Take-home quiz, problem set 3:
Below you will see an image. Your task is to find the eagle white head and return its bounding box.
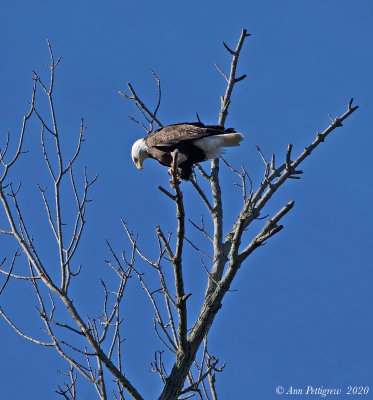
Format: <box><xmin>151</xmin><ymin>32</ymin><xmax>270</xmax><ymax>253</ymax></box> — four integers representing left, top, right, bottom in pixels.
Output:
<box><xmin>131</xmin><ymin>138</ymin><xmax>149</xmax><ymax>169</ymax></box>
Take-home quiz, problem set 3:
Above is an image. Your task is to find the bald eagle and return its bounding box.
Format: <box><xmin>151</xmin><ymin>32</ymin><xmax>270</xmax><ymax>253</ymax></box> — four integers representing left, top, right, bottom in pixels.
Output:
<box><xmin>131</xmin><ymin>122</ymin><xmax>243</xmax><ymax>181</ymax></box>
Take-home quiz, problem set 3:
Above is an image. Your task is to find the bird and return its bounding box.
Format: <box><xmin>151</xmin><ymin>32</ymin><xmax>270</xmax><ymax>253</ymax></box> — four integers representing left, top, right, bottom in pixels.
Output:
<box><xmin>131</xmin><ymin>122</ymin><xmax>243</xmax><ymax>183</ymax></box>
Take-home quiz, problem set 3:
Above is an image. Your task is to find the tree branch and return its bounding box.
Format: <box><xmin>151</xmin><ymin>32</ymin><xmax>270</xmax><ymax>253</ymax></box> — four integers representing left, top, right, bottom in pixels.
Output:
<box><xmin>206</xmin><ymin>28</ymin><xmax>250</xmax><ymax>298</ymax></box>
<box><xmin>170</xmin><ymin>151</ymin><xmax>188</xmax><ymax>352</ymax></box>
<box><xmin>119</xmin><ymin>77</ymin><xmax>163</xmax><ymax>131</ymax></box>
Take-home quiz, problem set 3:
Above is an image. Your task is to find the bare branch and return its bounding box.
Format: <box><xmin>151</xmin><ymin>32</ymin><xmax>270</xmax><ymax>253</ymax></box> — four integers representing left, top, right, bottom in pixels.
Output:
<box><xmin>181</xmin><ymin>338</ymin><xmax>225</xmax><ymax>396</ymax></box>
<box><xmin>0</xmin><ymin>250</ymin><xmax>20</xmax><ymax>295</ymax></box>
<box><xmin>119</xmin><ymin>79</ymin><xmax>163</xmax><ymax>130</ymax></box>
<box><xmin>195</xmin><ymin>164</ymin><xmax>211</xmax><ymax>181</ymax></box>
<box><xmin>220</xmin><ymin>157</ymin><xmax>253</xmax><ymax>202</ymax></box>
<box><xmin>121</xmin><ymin>219</ymin><xmax>158</xmax><ymax>268</ymax></box>
<box><xmin>128</xmin><ymin>115</ymin><xmax>149</xmax><ymax>132</ymax></box>
<box><xmin>170</xmin><ymin>151</ymin><xmax>188</xmax><ymax>351</ymax></box>
<box><xmin>0</xmin><ymin>132</ymin><xmax>11</xmax><ymax>166</ymax></box>
<box><xmin>56</xmin><ymin>367</ymin><xmax>77</xmax><ymax>400</ymax></box>
<box><xmin>66</xmin><ymin>119</ymin><xmax>86</xmax><ymax>172</ymax></box>
<box><xmin>0</xmin><ymin>77</ymin><xmax>36</xmax><ymax>184</ymax></box>
<box><xmin>0</xmin><ymin>306</ymin><xmax>54</xmax><ymax>346</ymax></box>
<box><xmin>188</xmin><ymin>216</ymin><xmax>213</xmax><ymax>242</ymax></box>
<box><xmin>151</xmin><ymin>70</ymin><xmax>162</xmax><ymax>132</ymax></box>
<box><xmin>205</xmin><ymin>29</ymin><xmax>251</xmax><ymax>299</ymax></box>
<box><xmin>40</xmin><ymin>125</ymin><xmax>57</xmax><ymax>181</ymax></box>
<box><xmin>190</xmin><ymin>179</ymin><xmax>213</xmax><ymax>214</ymax></box>
<box><xmin>239</xmin><ymin>200</ymin><xmax>295</xmax><ymax>261</ymax></box>
<box><xmin>225</xmin><ymin>99</ymin><xmax>359</xmax><ymax>252</ymax></box>
<box><xmin>218</xmin><ymin>29</ymin><xmax>251</xmax><ymax>126</ymax></box>
<box><xmin>0</xmin><ymin>229</ymin><xmax>13</xmax><ymax>235</ymax></box>
<box><xmin>132</xmin><ymin>266</ymin><xmax>177</xmax><ymax>352</ymax></box>
<box><xmin>0</xmin><ymin>269</ymin><xmax>41</xmax><ymax>280</ymax></box>
<box><xmin>38</xmin><ymin>185</ymin><xmax>58</xmax><ymax>240</ymax></box>
<box><xmin>255</xmin><ymin>144</ymin><xmax>270</xmax><ymax>167</ymax></box>
<box><xmin>214</xmin><ymin>62</ymin><xmax>229</xmax><ymax>82</ymax></box>
<box><xmin>185</xmin><ymin>237</ymin><xmax>213</xmax><ymax>260</ymax></box>
<box><xmin>156</xmin><ymin>225</ymin><xmax>175</xmax><ymax>260</ymax></box>
<box><xmin>151</xmin><ymin>351</ymin><xmax>168</xmax><ymax>383</ymax></box>
<box><xmin>158</xmin><ymin>185</ymin><xmax>176</xmax><ymax>201</ymax></box>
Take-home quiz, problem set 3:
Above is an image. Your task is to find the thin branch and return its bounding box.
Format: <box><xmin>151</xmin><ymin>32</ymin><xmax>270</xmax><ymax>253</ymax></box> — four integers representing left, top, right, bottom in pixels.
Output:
<box><xmin>214</xmin><ymin>62</ymin><xmax>228</xmax><ymax>82</ymax></box>
<box><xmin>0</xmin><ymin>269</ymin><xmax>41</xmax><ymax>280</ymax></box>
<box><xmin>220</xmin><ymin>157</ymin><xmax>253</xmax><ymax>202</ymax></box>
<box><xmin>255</xmin><ymin>144</ymin><xmax>270</xmax><ymax>168</ymax></box>
<box><xmin>0</xmin><ymin>307</ymin><xmax>54</xmax><ymax>346</ymax></box>
<box><xmin>38</xmin><ymin>185</ymin><xmax>58</xmax><ymax>240</ymax></box>
<box><xmin>119</xmin><ymin>80</ymin><xmax>163</xmax><ymax>129</ymax></box>
<box><xmin>40</xmin><ymin>124</ymin><xmax>57</xmax><ymax>181</ymax></box>
<box><xmin>0</xmin><ymin>132</ymin><xmax>11</xmax><ymax>166</ymax></box>
<box><xmin>218</xmin><ymin>29</ymin><xmax>251</xmax><ymax>126</ymax></box>
<box><xmin>238</xmin><ymin>200</ymin><xmax>295</xmax><ymax>261</ymax></box>
<box><xmin>132</xmin><ymin>265</ymin><xmax>177</xmax><ymax>352</ymax></box>
<box><xmin>128</xmin><ymin>115</ymin><xmax>149</xmax><ymax>132</ymax></box>
<box><xmin>0</xmin><ymin>250</ymin><xmax>20</xmax><ymax>295</ymax></box>
<box><xmin>121</xmin><ymin>219</ymin><xmax>158</xmax><ymax>267</ymax></box>
<box><xmin>188</xmin><ymin>216</ymin><xmax>213</xmax><ymax>242</ymax></box>
<box><xmin>0</xmin><ymin>77</ymin><xmax>37</xmax><ymax>183</ymax></box>
<box><xmin>0</xmin><ymin>229</ymin><xmax>14</xmax><ymax>236</ymax></box>
<box><xmin>150</xmin><ymin>70</ymin><xmax>162</xmax><ymax>132</ymax></box>
<box><xmin>156</xmin><ymin>225</ymin><xmax>175</xmax><ymax>260</ymax></box>
<box><xmin>63</xmin><ymin>119</ymin><xmax>86</xmax><ymax>174</ymax></box>
<box><xmin>190</xmin><ymin>179</ymin><xmax>213</xmax><ymax>214</ymax></box>
<box><xmin>185</xmin><ymin>237</ymin><xmax>213</xmax><ymax>260</ymax></box>
<box><xmin>56</xmin><ymin>367</ymin><xmax>77</xmax><ymax>400</ymax></box>
<box><xmin>195</xmin><ymin>164</ymin><xmax>211</xmax><ymax>181</ymax></box>
<box><xmin>158</xmin><ymin>185</ymin><xmax>176</xmax><ymax>201</ymax></box>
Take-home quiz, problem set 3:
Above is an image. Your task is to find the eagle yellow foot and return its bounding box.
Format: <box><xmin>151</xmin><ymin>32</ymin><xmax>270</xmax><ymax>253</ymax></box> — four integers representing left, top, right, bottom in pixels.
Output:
<box><xmin>169</xmin><ymin>176</ymin><xmax>181</xmax><ymax>188</ymax></box>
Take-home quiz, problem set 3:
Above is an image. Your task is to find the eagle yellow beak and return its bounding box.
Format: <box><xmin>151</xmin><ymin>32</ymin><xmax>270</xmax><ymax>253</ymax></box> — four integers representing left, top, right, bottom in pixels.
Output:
<box><xmin>135</xmin><ymin>160</ymin><xmax>143</xmax><ymax>169</ymax></box>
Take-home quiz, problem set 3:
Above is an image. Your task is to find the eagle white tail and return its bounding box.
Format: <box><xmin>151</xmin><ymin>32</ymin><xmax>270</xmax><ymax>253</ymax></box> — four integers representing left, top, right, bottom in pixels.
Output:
<box><xmin>194</xmin><ymin>133</ymin><xmax>243</xmax><ymax>159</ymax></box>
<box><xmin>219</xmin><ymin>133</ymin><xmax>243</xmax><ymax>147</ymax></box>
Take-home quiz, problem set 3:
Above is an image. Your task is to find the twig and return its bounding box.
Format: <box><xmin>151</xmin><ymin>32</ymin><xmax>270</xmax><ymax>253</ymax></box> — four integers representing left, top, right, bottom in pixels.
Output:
<box><xmin>0</xmin><ymin>307</ymin><xmax>54</xmax><ymax>346</ymax></box>
<box><xmin>185</xmin><ymin>237</ymin><xmax>213</xmax><ymax>260</ymax></box>
<box><xmin>190</xmin><ymin>179</ymin><xmax>213</xmax><ymax>214</ymax></box>
<box><xmin>188</xmin><ymin>216</ymin><xmax>213</xmax><ymax>242</ymax></box>
<box><xmin>218</xmin><ymin>29</ymin><xmax>251</xmax><ymax>126</ymax></box>
<box><xmin>0</xmin><ymin>250</ymin><xmax>20</xmax><ymax>295</ymax></box>
<box><xmin>150</xmin><ymin>70</ymin><xmax>162</xmax><ymax>132</ymax></box>
<box><xmin>195</xmin><ymin>164</ymin><xmax>211</xmax><ymax>181</ymax></box>
<box><xmin>119</xmin><ymin>79</ymin><xmax>163</xmax><ymax>129</ymax></box>
<box><xmin>132</xmin><ymin>266</ymin><xmax>177</xmax><ymax>352</ymax></box>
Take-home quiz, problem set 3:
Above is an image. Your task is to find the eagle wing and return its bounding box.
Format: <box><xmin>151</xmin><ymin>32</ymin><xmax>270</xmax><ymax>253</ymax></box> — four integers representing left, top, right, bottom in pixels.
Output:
<box><xmin>145</xmin><ymin>123</ymin><xmax>227</xmax><ymax>148</ymax></box>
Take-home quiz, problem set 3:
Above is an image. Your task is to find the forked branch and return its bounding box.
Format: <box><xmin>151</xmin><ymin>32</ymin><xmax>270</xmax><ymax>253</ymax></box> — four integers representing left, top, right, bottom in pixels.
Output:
<box><xmin>119</xmin><ymin>71</ymin><xmax>163</xmax><ymax>132</ymax></box>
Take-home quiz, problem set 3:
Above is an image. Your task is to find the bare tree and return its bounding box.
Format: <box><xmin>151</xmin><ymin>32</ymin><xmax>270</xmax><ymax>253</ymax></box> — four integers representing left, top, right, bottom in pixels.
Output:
<box><xmin>0</xmin><ymin>30</ymin><xmax>358</xmax><ymax>400</ymax></box>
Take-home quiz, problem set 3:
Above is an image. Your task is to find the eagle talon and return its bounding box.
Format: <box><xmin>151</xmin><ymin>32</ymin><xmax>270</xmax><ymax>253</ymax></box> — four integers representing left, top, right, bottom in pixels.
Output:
<box><xmin>169</xmin><ymin>176</ymin><xmax>181</xmax><ymax>188</ymax></box>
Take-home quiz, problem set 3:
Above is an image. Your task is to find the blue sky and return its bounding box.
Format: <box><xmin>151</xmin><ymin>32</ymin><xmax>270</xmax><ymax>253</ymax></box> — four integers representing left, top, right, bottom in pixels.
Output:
<box><xmin>0</xmin><ymin>1</ymin><xmax>372</xmax><ymax>399</ymax></box>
